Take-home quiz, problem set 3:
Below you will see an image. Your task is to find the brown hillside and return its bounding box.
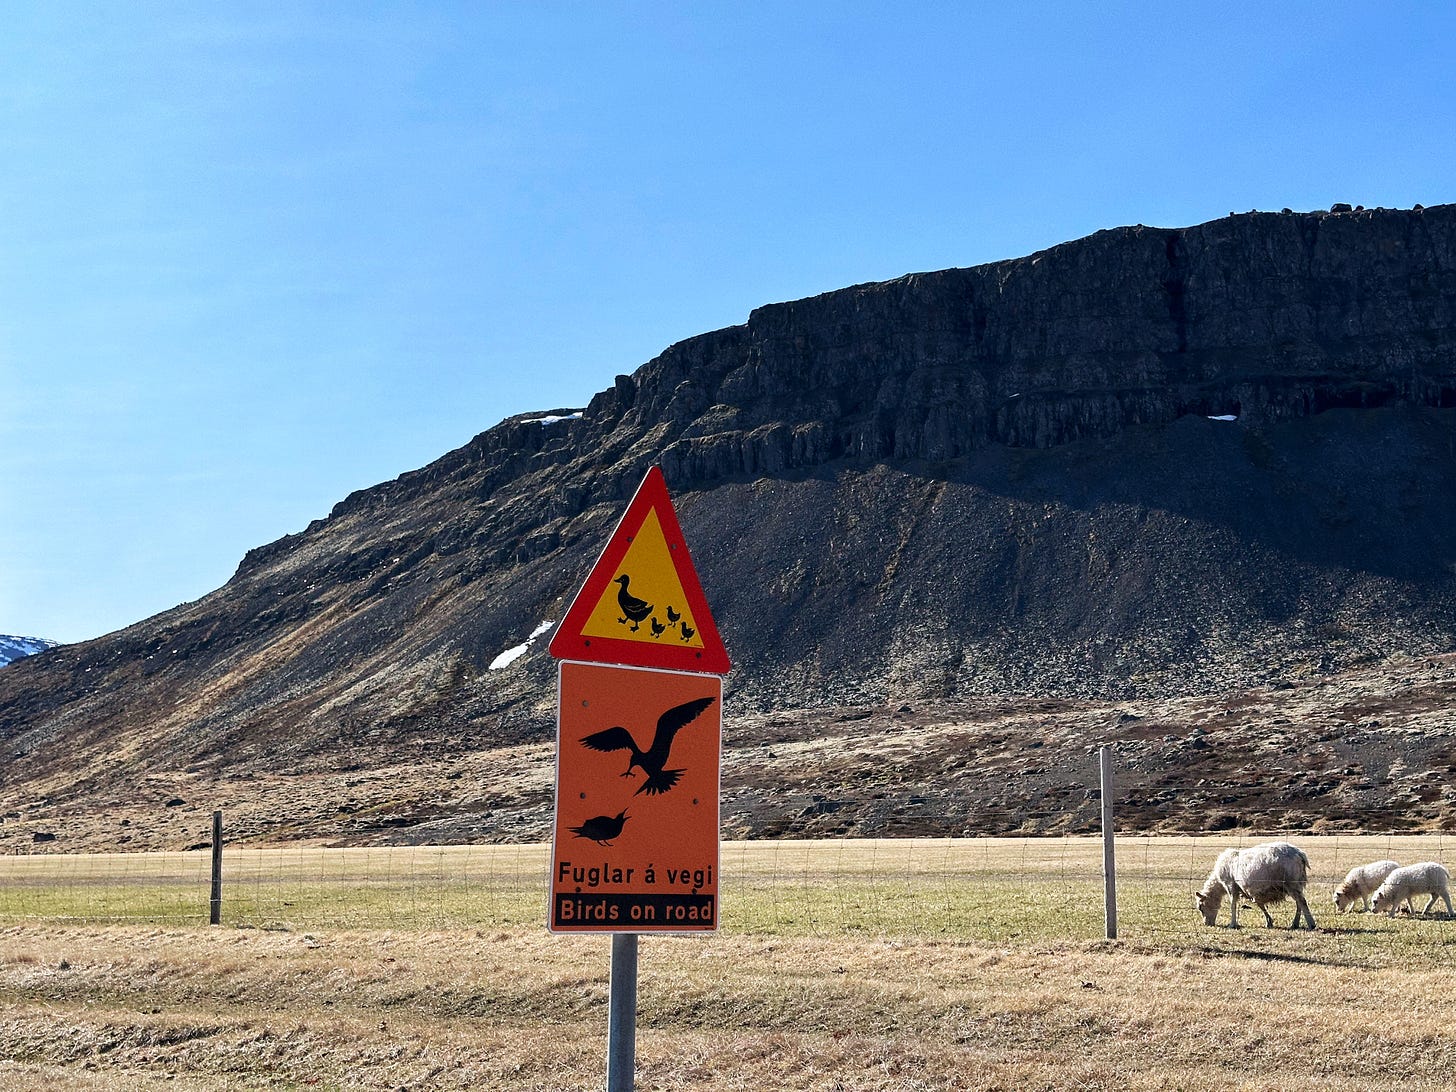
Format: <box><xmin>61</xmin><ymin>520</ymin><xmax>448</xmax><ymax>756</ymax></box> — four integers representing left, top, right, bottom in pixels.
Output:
<box><xmin>2</xmin><ymin>204</ymin><xmax>1455</xmax><ymax>847</ymax></box>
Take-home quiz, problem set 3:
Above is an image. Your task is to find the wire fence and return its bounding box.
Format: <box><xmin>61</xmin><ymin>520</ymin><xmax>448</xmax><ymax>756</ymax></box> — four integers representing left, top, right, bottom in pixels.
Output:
<box><xmin>2</xmin><ymin>833</ymin><xmax>1450</xmax><ymax>940</ymax></box>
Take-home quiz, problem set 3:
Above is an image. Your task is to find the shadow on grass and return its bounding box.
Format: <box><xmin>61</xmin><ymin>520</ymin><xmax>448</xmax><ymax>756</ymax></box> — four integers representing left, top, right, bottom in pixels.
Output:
<box><xmin>1311</xmin><ymin>925</ymin><xmax>1389</xmax><ymax>935</ymax></box>
<box><xmin>1195</xmin><ymin>945</ymin><xmax>1348</xmax><ymax>966</ymax></box>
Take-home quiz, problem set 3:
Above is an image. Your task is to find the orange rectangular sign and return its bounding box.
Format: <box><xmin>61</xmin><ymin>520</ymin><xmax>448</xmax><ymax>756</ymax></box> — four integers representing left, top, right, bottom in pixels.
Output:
<box><xmin>549</xmin><ymin>661</ymin><xmax>721</xmax><ymax>932</ymax></box>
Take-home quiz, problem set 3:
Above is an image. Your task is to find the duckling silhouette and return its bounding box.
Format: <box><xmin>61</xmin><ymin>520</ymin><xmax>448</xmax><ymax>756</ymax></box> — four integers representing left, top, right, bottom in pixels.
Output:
<box><xmin>614</xmin><ymin>575</ymin><xmax>653</xmax><ymax>631</ymax></box>
<box><xmin>680</xmin><ymin>624</ymin><xmax>696</xmax><ymax>642</ymax></box>
<box><xmin>666</xmin><ymin>606</ymin><xmax>681</xmax><ymax>625</ymax></box>
<box><xmin>569</xmin><ymin>810</ymin><xmax>629</xmax><ymax>846</ymax></box>
<box><xmin>581</xmin><ymin>695</ymin><xmax>716</xmax><ymax>796</ymax></box>
<box><xmin>649</xmin><ymin>616</ymin><xmax>666</xmax><ymax>638</ymax></box>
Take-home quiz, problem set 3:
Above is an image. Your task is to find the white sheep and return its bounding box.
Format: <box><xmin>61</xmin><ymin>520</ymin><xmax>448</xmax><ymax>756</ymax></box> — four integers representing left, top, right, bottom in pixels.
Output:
<box><xmin>1332</xmin><ymin>859</ymin><xmax>1400</xmax><ymax>913</ymax></box>
<box><xmin>1195</xmin><ymin>841</ymin><xmax>1316</xmax><ymax>929</ymax></box>
<box><xmin>1369</xmin><ymin>862</ymin><xmax>1453</xmax><ymax>918</ymax></box>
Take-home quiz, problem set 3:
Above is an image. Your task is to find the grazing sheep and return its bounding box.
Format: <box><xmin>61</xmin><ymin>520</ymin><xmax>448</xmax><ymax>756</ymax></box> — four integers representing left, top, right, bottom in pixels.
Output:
<box><xmin>1333</xmin><ymin>859</ymin><xmax>1400</xmax><ymax>913</ymax></box>
<box><xmin>1196</xmin><ymin>841</ymin><xmax>1316</xmax><ymax>929</ymax></box>
<box><xmin>1369</xmin><ymin>862</ymin><xmax>1453</xmax><ymax>918</ymax></box>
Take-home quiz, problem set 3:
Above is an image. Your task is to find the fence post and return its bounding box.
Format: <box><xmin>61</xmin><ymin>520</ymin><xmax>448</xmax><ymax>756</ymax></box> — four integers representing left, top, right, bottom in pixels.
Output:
<box><xmin>1099</xmin><ymin>746</ymin><xmax>1118</xmax><ymax>939</ymax></box>
<box><xmin>209</xmin><ymin>810</ymin><xmax>223</xmax><ymax>926</ymax></box>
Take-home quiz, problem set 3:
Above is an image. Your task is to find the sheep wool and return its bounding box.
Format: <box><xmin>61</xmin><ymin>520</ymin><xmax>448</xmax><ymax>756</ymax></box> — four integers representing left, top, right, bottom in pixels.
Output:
<box><xmin>1369</xmin><ymin>862</ymin><xmax>1453</xmax><ymax>918</ymax></box>
<box><xmin>1196</xmin><ymin>841</ymin><xmax>1317</xmax><ymax>930</ymax></box>
<box><xmin>1333</xmin><ymin>859</ymin><xmax>1400</xmax><ymax>913</ymax></box>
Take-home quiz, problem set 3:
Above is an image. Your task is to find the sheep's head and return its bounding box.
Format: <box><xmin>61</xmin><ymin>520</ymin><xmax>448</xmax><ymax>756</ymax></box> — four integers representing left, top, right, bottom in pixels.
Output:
<box><xmin>1332</xmin><ymin>885</ymin><xmax>1355</xmax><ymax>913</ymax></box>
<box><xmin>1195</xmin><ymin>888</ymin><xmax>1221</xmax><ymax>925</ymax></box>
<box><xmin>1370</xmin><ymin>888</ymin><xmax>1393</xmax><ymax>915</ymax></box>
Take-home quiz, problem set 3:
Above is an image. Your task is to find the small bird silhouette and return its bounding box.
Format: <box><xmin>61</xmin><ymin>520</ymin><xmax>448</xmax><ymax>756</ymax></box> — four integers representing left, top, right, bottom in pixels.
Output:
<box><xmin>614</xmin><ymin>575</ymin><xmax>653</xmax><ymax>631</ymax></box>
<box><xmin>570</xmin><ymin>810</ymin><xmax>629</xmax><ymax>846</ymax></box>
<box><xmin>649</xmin><ymin>616</ymin><xmax>666</xmax><ymax>638</ymax></box>
<box><xmin>665</xmin><ymin>606</ymin><xmax>681</xmax><ymax>625</ymax></box>
<box><xmin>581</xmin><ymin>695</ymin><xmax>716</xmax><ymax>796</ymax></box>
<box><xmin>680</xmin><ymin>624</ymin><xmax>696</xmax><ymax>642</ymax></box>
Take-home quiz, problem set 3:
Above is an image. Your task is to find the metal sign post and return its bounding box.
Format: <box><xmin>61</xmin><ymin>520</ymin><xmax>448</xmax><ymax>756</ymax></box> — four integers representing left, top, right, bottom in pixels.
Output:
<box><xmin>607</xmin><ymin>933</ymin><xmax>639</xmax><ymax>1091</ymax></box>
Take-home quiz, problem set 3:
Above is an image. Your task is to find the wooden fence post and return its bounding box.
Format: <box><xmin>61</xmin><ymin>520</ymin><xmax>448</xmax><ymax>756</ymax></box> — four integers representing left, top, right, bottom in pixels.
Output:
<box><xmin>209</xmin><ymin>810</ymin><xmax>223</xmax><ymax>926</ymax></box>
<box><xmin>1099</xmin><ymin>746</ymin><xmax>1118</xmax><ymax>940</ymax></box>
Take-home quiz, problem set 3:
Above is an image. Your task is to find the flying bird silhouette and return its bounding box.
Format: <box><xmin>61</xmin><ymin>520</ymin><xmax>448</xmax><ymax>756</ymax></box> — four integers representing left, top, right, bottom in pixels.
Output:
<box><xmin>614</xmin><ymin>575</ymin><xmax>653</xmax><ymax>631</ymax></box>
<box><xmin>580</xmin><ymin>695</ymin><xmax>716</xmax><ymax>796</ymax></box>
<box><xmin>569</xmin><ymin>810</ymin><xmax>629</xmax><ymax>846</ymax></box>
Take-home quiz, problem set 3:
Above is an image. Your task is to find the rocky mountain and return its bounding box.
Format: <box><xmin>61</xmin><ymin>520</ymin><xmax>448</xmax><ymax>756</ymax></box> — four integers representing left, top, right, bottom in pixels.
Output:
<box><xmin>2</xmin><ymin>204</ymin><xmax>1455</xmax><ymax>850</ymax></box>
<box><xmin>0</xmin><ymin>636</ymin><xmax>56</xmax><ymax>669</ymax></box>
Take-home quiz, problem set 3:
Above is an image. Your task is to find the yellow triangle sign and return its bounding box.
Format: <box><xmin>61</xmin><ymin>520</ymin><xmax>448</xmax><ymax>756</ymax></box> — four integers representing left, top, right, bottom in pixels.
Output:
<box><xmin>577</xmin><ymin>508</ymin><xmax>705</xmax><ymax>648</ymax></box>
<box><xmin>549</xmin><ymin>466</ymin><xmax>730</xmax><ymax>674</ymax></box>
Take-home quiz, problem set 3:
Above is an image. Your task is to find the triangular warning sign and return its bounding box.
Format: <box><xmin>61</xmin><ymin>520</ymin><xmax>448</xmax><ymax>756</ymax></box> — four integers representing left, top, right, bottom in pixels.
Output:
<box><xmin>549</xmin><ymin>466</ymin><xmax>730</xmax><ymax>674</ymax></box>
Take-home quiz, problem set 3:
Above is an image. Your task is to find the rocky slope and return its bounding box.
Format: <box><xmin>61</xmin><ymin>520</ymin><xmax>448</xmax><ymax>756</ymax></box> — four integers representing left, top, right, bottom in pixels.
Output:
<box><xmin>5</xmin><ymin>650</ymin><xmax>1454</xmax><ymax>851</ymax></box>
<box><xmin>2</xmin><ymin>204</ymin><xmax>1454</xmax><ymax>848</ymax></box>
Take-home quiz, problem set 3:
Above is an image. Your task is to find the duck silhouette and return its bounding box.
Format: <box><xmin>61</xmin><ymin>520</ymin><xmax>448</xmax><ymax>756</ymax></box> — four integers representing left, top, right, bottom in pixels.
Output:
<box><xmin>614</xmin><ymin>575</ymin><xmax>653</xmax><ymax>631</ymax></box>
<box><xmin>569</xmin><ymin>810</ymin><xmax>629</xmax><ymax>846</ymax></box>
<box><xmin>581</xmin><ymin>695</ymin><xmax>716</xmax><ymax>796</ymax></box>
<box><xmin>649</xmin><ymin>617</ymin><xmax>666</xmax><ymax>638</ymax></box>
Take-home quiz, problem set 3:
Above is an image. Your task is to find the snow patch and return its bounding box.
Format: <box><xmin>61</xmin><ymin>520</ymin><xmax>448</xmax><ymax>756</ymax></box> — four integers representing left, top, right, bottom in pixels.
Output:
<box><xmin>524</xmin><ymin>412</ymin><xmax>583</xmax><ymax>426</ymax></box>
<box><xmin>1207</xmin><ymin>414</ymin><xmax>1238</xmax><ymax>422</ymax></box>
<box><xmin>489</xmin><ymin>620</ymin><xmax>555</xmax><ymax>670</ymax></box>
<box><xmin>0</xmin><ymin>634</ymin><xmax>58</xmax><ymax>668</ymax></box>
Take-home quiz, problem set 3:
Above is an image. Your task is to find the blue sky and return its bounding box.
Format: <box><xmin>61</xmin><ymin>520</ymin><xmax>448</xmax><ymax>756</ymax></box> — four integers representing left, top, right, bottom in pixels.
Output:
<box><xmin>2</xmin><ymin>2</ymin><xmax>1452</xmax><ymax>644</ymax></box>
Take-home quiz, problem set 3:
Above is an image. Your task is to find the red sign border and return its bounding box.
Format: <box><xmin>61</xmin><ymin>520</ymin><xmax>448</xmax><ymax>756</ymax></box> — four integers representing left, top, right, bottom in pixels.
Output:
<box><xmin>548</xmin><ymin>466</ymin><xmax>731</xmax><ymax>674</ymax></box>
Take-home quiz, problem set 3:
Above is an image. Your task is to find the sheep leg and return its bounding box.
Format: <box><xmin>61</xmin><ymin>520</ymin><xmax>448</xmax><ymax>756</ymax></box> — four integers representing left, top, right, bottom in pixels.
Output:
<box><xmin>1291</xmin><ymin>892</ymin><xmax>1316</xmax><ymax>930</ymax></box>
<box><xmin>1442</xmin><ymin>892</ymin><xmax>1454</xmax><ymax>918</ymax></box>
<box><xmin>1257</xmin><ymin>902</ymin><xmax>1275</xmax><ymax>928</ymax></box>
<box><xmin>1227</xmin><ymin>896</ymin><xmax>1240</xmax><ymax>928</ymax></box>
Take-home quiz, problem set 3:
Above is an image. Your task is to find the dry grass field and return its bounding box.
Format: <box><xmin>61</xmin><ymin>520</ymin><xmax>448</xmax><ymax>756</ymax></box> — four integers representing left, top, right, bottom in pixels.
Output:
<box><xmin>2</xmin><ymin>835</ymin><xmax>1454</xmax><ymax>1090</ymax></box>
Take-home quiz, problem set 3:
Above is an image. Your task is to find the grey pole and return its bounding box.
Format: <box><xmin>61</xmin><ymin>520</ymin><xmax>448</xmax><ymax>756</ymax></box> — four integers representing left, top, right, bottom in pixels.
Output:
<box><xmin>209</xmin><ymin>810</ymin><xmax>223</xmax><ymax>926</ymax></box>
<box><xmin>1099</xmin><ymin>746</ymin><xmax>1117</xmax><ymax>940</ymax></box>
<box><xmin>607</xmin><ymin>933</ymin><xmax>639</xmax><ymax>1092</ymax></box>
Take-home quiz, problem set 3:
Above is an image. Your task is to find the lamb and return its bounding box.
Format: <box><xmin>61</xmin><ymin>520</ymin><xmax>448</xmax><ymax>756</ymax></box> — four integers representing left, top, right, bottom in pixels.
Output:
<box><xmin>1369</xmin><ymin>862</ymin><xmax>1453</xmax><ymax>918</ymax></box>
<box><xmin>1332</xmin><ymin>859</ymin><xmax>1400</xmax><ymax>913</ymax></box>
<box><xmin>1195</xmin><ymin>841</ymin><xmax>1316</xmax><ymax>929</ymax></box>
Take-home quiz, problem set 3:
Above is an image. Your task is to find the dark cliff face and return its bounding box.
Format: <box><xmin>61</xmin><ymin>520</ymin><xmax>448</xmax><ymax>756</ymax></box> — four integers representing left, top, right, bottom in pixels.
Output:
<box><xmin>644</xmin><ymin>208</ymin><xmax>1455</xmax><ymax>479</ymax></box>
<box><xmin>3</xmin><ymin>205</ymin><xmax>1455</xmax><ymax>816</ymax></box>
